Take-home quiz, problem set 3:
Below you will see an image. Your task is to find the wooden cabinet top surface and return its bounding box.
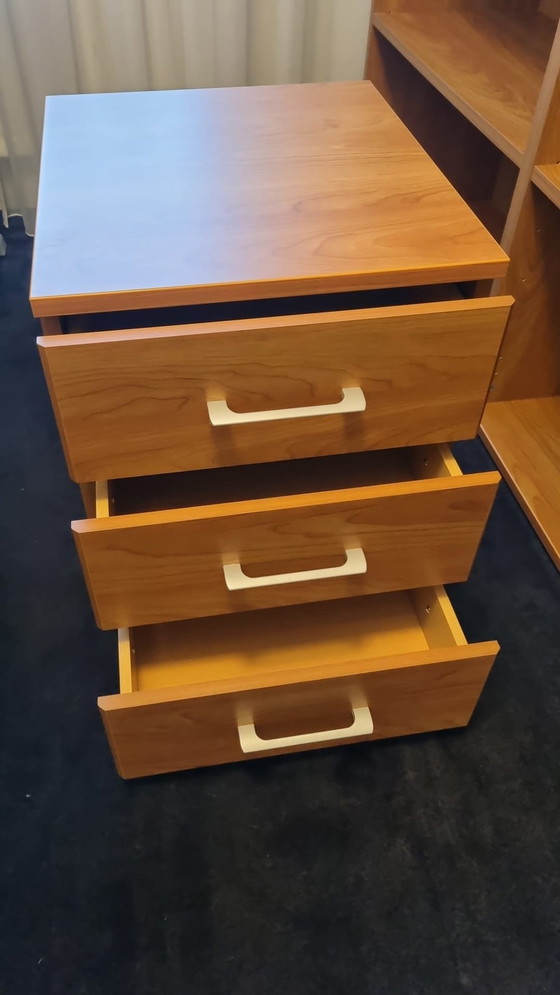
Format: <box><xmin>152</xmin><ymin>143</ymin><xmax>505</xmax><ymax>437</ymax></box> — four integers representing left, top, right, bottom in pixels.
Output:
<box><xmin>30</xmin><ymin>80</ymin><xmax>508</xmax><ymax>317</ymax></box>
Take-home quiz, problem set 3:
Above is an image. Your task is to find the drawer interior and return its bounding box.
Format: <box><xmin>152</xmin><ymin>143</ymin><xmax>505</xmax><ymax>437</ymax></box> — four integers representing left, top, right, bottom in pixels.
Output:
<box><xmin>109</xmin><ymin>444</ymin><xmax>461</xmax><ymax>517</ymax></box>
<box><xmin>120</xmin><ymin>586</ymin><xmax>467</xmax><ymax>694</ymax></box>
<box><xmin>63</xmin><ymin>282</ymin><xmax>465</xmax><ymax>334</ymax></box>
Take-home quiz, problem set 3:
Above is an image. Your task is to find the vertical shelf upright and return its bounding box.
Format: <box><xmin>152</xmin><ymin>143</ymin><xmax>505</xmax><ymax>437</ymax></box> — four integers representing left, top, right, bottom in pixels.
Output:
<box><xmin>366</xmin><ymin>0</ymin><xmax>560</xmax><ymax>567</ymax></box>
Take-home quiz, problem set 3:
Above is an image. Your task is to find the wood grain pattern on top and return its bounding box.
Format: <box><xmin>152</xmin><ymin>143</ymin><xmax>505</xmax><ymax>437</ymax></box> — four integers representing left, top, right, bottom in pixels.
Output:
<box><xmin>30</xmin><ymin>81</ymin><xmax>507</xmax><ymax>316</ymax></box>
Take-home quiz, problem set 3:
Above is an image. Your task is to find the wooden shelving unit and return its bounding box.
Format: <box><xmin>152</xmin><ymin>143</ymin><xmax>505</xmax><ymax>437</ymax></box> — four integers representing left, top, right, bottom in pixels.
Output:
<box><xmin>368</xmin><ymin>26</ymin><xmax>518</xmax><ymax>243</ymax></box>
<box><xmin>366</xmin><ymin>0</ymin><xmax>560</xmax><ymax>568</ymax></box>
<box><xmin>481</xmin><ymin>398</ymin><xmax>560</xmax><ymax>563</ymax></box>
<box><xmin>372</xmin><ymin>6</ymin><xmax>555</xmax><ymax>163</ymax></box>
<box><xmin>533</xmin><ymin>163</ymin><xmax>560</xmax><ymax>207</ymax></box>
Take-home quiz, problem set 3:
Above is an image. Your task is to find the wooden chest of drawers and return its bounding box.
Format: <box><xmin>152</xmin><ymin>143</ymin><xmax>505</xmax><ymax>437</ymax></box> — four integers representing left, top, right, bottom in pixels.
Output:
<box><xmin>31</xmin><ymin>81</ymin><xmax>511</xmax><ymax>778</ymax></box>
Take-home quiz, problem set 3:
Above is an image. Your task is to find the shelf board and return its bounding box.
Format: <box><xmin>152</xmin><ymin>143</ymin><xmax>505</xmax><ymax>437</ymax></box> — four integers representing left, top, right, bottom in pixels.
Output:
<box><xmin>533</xmin><ymin>164</ymin><xmax>560</xmax><ymax>209</ymax></box>
<box><xmin>481</xmin><ymin>397</ymin><xmax>560</xmax><ymax>568</ymax></box>
<box><xmin>373</xmin><ymin>9</ymin><xmax>555</xmax><ymax>165</ymax></box>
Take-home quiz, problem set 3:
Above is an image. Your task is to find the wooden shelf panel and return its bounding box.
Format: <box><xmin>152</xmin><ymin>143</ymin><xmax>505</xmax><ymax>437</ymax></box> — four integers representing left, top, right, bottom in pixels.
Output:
<box><xmin>366</xmin><ymin>30</ymin><xmax>517</xmax><ymax>243</ymax></box>
<box><xmin>481</xmin><ymin>397</ymin><xmax>560</xmax><ymax>568</ymax></box>
<box><xmin>373</xmin><ymin>9</ymin><xmax>555</xmax><ymax>164</ymax></box>
<box><xmin>533</xmin><ymin>164</ymin><xmax>560</xmax><ymax>209</ymax></box>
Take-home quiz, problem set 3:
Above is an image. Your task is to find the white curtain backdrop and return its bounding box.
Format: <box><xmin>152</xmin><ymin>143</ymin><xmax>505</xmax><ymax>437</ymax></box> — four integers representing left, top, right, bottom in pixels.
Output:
<box><xmin>0</xmin><ymin>0</ymin><xmax>371</xmax><ymax>230</ymax></box>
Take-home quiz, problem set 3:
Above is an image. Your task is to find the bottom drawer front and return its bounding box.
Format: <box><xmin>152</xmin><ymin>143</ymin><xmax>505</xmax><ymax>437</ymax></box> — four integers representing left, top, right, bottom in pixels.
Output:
<box><xmin>99</xmin><ymin>589</ymin><xmax>498</xmax><ymax>779</ymax></box>
<box><xmin>101</xmin><ymin>653</ymin><xmax>495</xmax><ymax>779</ymax></box>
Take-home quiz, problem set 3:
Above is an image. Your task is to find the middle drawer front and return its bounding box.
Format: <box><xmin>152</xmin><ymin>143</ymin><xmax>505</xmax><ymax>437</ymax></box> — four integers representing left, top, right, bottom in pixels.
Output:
<box><xmin>72</xmin><ymin>445</ymin><xmax>500</xmax><ymax>630</ymax></box>
<box><xmin>38</xmin><ymin>296</ymin><xmax>512</xmax><ymax>482</ymax></box>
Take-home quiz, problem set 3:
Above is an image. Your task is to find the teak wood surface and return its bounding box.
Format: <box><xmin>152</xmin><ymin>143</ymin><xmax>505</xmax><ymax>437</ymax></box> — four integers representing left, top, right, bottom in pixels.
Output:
<box><xmin>492</xmin><ymin>186</ymin><xmax>560</xmax><ymax>400</ymax></box>
<box><xmin>533</xmin><ymin>163</ymin><xmax>560</xmax><ymax>209</ymax></box>
<box><xmin>481</xmin><ymin>396</ymin><xmax>560</xmax><ymax>568</ymax></box>
<box><xmin>30</xmin><ymin>81</ymin><xmax>507</xmax><ymax>317</ymax></box>
<box><xmin>371</xmin><ymin>6</ymin><xmax>555</xmax><ymax>163</ymax></box>
<box><xmin>38</xmin><ymin>297</ymin><xmax>512</xmax><ymax>482</ymax></box>
<box><xmin>74</xmin><ymin>461</ymin><xmax>499</xmax><ymax>629</ymax></box>
<box><xmin>365</xmin><ymin>0</ymin><xmax>560</xmax><ymax>564</ymax></box>
<box><xmin>366</xmin><ymin>25</ymin><xmax>516</xmax><ymax>243</ymax></box>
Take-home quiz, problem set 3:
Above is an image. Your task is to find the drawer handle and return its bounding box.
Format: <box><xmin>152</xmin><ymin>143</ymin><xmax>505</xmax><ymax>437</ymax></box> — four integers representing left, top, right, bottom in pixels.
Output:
<box><xmin>207</xmin><ymin>386</ymin><xmax>366</xmax><ymax>426</ymax></box>
<box><xmin>237</xmin><ymin>699</ymin><xmax>374</xmax><ymax>754</ymax></box>
<box><xmin>223</xmin><ymin>546</ymin><xmax>367</xmax><ymax>591</ymax></box>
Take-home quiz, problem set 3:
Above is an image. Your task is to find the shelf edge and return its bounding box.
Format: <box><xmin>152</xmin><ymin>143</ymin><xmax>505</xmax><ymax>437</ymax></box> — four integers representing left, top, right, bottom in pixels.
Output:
<box><xmin>480</xmin><ymin>401</ymin><xmax>560</xmax><ymax>569</ymax></box>
<box><xmin>532</xmin><ymin>165</ymin><xmax>560</xmax><ymax>210</ymax></box>
<box><xmin>372</xmin><ymin>13</ymin><xmax>525</xmax><ymax>167</ymax></box>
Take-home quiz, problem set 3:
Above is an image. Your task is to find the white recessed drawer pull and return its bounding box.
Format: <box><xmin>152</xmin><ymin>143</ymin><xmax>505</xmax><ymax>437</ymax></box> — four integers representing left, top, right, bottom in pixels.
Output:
<box><xmin>223</xmin><ymin>546</ymin><xmax>367</xmax><ymax>591</ymax></box>
<box><xmin>237</xmin><ymin>700</ymin><xmax>374</xmax><ymax>754</ymax></box>
<box><xmin>207</xmin><ymin>386</ymin><xmax>366</xmax><ymax>426</ymax></box>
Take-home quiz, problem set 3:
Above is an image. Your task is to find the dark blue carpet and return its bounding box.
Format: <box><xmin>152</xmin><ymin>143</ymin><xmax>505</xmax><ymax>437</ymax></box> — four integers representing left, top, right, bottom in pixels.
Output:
<box><xmin>1</xmin><ymin>217</ymin><xmax>560</xmax><ymax>995</ymax></box>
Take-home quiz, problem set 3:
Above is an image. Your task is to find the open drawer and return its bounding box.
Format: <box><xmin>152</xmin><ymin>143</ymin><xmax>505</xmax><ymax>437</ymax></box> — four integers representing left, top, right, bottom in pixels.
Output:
<box><xmin>73</xmin><ymin>444</ymin><xmax>499</xmax><ymax>629</ymax></box>
<box><xmin>99</xmin><ymin>586</ymin><xmax>498</xmax><ymax>778</ymax></box>
<box><xmin>38</xmin><ymin>293</ymin><xmax>512</xmax><ymax>482</ymax></box>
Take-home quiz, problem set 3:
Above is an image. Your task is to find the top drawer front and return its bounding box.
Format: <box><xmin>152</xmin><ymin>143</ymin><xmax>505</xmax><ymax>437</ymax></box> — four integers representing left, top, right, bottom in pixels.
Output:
<box><xmin>38</xmin><ymin>297</ymin><xmax>512</xmax><ymax>482</ymax></box>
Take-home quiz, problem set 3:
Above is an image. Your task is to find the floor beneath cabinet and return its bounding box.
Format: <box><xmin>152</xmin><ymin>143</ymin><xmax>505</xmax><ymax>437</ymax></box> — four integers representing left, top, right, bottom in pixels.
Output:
<box><xmin>2</xmin><ymin>218</ymin><xmax>560</xmax><ymax>995</ymax></box>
